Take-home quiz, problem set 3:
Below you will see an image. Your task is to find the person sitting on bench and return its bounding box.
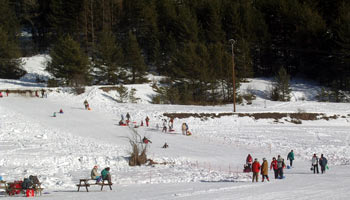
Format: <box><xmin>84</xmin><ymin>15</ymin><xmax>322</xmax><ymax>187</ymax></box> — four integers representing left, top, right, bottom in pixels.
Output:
<box><xmin>91</xmin><ymin>166</ymin><xmax>102</xmax><ymax>183</ymax></box>
<box><xmin>101</xmin><ymin>167</ymin><xmax>111</xmax><ymax>184</ymax></box>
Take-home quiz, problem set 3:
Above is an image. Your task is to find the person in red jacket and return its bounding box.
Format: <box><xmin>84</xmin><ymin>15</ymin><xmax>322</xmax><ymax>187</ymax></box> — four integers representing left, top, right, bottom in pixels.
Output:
<box><xmin>252</xmin><ymin>158</ymin><xmax>261</xmax><ymax>182</ymax></box>
<box><xmin>270</xmin><ymin>157</ymin><xmax>278</xmax><ymax>179</ymax></box>
<box><xmin>246</xmin><ymin>154</ymin><xmax>253</xmax><ymax>169</ymax></box>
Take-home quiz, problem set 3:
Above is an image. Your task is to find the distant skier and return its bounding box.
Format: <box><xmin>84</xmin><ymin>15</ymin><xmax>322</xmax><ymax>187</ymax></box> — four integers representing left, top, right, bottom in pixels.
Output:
<box><xmin>59</xmin><ymin>109</ymin><xmax>64</xmax><ymax>114</ymax></box>
<box><xmin>252</xmin><ymin>158</ymin><xmax>261</xmax><ymax>182</ymax></box>
<box><xmin>270</xmin><ymin>157</ymin><xmax>279</xmax><ymax>179</ymax></box>
<box><xmin>41</xmin><ymin>89</ymin><xmax>45</xmax><ymax>98</ymax></box>
<box><xmin>169</xmin><ymin>118</ymin><xmax>174</xmax><ymax>130</ymax></box>
<box><xmin>0</xmin><ymin>92</ymin><xmax>2</xmax><ymax>98</ymax></box>
<box><xmin>311</xmin><ymin>154</ymin><xmax>319</xmax><ymax>174</ymax></box>
<box><xmin>53</xmin><ymin>112</ymin><xmax>56</xmax><ymax>117</ymax></box>
<box><xmin>5</xmin><ymin>89</ymin><xmax>9</xmax><ymax>96</ymax></box>
<box><xmin>261</xmin><ymin>158</ymin><xmax>269</xmax><ymax>182</ymax></box>
<box><xmin>319</xmin><ymin>154</ymin><xmax>328</xmax><ymax>174</ymax></box>
<box><xmin>35</xmin><ymin>91</ymin><xmax>39</xmax><ymax>97</ymax></box>
<box><xmin>287</xmin><ymin>150</ymin><xmax>294</xmax><ymax>167</ymax></box>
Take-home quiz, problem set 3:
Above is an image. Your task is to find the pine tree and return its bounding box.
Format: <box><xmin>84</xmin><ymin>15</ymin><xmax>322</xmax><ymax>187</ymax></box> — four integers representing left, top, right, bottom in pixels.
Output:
<box><xmin>0</xmin><ymin>0</ymin><xmax>25</xmax><ymax>79</ymax></box>
<box><xmin>123</xmin><ymin>31</ymin><xmax>147</xmax><ymax>84</ymax></box>
<box><xmin>271</xmin><ymin>67</ymin><xmax>291</xmax><ymax>101</ymax></box>
<box><xmin>94</xmin><ymin>31</ymin><xmax>123</xmax><ymax>84</ymax></box>
<box><xmin>47</xmin><ymin>35</ymin><xmax>90</xmax><ymax>86</ymax></box>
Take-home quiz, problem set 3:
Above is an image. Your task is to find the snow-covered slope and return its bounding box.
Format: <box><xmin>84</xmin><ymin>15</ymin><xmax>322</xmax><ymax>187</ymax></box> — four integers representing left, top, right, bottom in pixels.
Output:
<box><xmin>0</xmin><ymin>55</ymin><xmax>349</xmax><ymax>199</ymax></box>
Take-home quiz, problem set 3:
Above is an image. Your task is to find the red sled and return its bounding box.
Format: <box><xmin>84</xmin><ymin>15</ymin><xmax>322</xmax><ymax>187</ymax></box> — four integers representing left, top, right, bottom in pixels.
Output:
<box><xmin>168</xmin><ymin>129</ymin><xmax>175</xmax><ymax>132</ymax></box>
<box><xmin>120</xmin><ymin>124</ymin><xmax>127</xmax><ymax>126</ymax></box>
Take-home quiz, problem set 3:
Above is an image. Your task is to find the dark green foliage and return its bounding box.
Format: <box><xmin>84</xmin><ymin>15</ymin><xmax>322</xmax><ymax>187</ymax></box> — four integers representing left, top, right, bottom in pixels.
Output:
<box><xmin>94</xmin><ymin>31</ymin><xmax>123</xmax><ymax>84</ymax></box>
<box><xmin>3</xmin><ymin>0</ymin><xmax>350</xmax><ymax>103</ymax></box>
<box><xmin>47</xmin><ymin>35</ymin><xmax>90</xmax><ymax>86</ymax></box>
<box><xmin>0</xmin><ymin>1</ymin><xmax>25</xmax><ymax>79</ymax></box>
<box><xmin>271</xmin><ymin>67</ymin><xmax>291</xmax><ymax>101</ymax></box>
<box><xmin>123</xmin><ymin>31</ymin><xmax>147</xmax><ymax>84</ymax></box>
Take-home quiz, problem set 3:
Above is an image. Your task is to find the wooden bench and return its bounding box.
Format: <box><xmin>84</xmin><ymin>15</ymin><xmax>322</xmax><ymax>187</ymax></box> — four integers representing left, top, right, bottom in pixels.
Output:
<box><xmin>6</xmin><ymin>182</ymin><xmax>43</xmax><ymax>196</ymax></box>
<box><xmin>76</xmin><ymin>179</ymin><xmax>113</xmax><ymax>192</ymax></box>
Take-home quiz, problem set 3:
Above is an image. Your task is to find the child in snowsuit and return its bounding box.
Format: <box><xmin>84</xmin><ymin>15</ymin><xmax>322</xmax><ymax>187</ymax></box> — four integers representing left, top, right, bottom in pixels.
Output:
<box><xmin>252</xmin><ymin>158</ymin><xmax>261</xmax><ymax>182</ymax></box>
<box><xmin>162</xmin><ymin>120</ymin><xmax>167</xmax><ymax>132</ymax></box>
<box><xmin>319</xmin><ymin>154</ymin><xmax>328</xmax><ymax>174</ymax></box>
<box><xmin>312</xmin><ymin>154</ymin><xmax>319</xmax><ymax>174</ymax></box>
<box><xmin>261</xmin><ymin>158</ymin><xmax>269</xmax><ymax>182</ymax></box>
<box><xmin>84</xmin><ymin>100</ymin><xmax>89</xmax><ymax>110</ymax></box>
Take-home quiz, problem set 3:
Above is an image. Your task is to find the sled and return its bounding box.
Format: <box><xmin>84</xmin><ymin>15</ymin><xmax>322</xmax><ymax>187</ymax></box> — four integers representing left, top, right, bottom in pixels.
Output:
<box><xmin>168</xmin><ymin>129</ymin><xmax>175</xmax><ymax>132</ymax></box>
<box><xmin>186</xmin><ymin>131</ymin><xmax>192</xmax><ymax>136</ymax></box>
<box><xmin>88</xmin><ymin>107</ymin><xmax>91</xmax><ymax>110</ymax></box>
<box><xmin>119</xmin><ymin>124</ymin><xmax>127</xmax><ymax>126</ymax></box>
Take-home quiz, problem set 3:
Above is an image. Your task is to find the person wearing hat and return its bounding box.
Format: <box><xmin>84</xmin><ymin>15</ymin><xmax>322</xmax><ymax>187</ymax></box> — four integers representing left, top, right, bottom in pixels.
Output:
<box><xmin>91</xmin><ymin>166</ymin><xmax>102</xmax><ymax>182</ymax></box>
<box><xmin>252</xmin><ymin>158</ymin><xmax>261</xmax><ymax>182</ymax></box>
<box><xmin>261</xmin><ymin>158</ymin><xmax>269</xmax><ymax>182</ymax></box>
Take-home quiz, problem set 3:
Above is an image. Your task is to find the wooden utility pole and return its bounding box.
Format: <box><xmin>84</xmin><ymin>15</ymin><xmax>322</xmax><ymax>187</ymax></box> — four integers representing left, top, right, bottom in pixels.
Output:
<box><xmin>229</xmin><ymin>39</ymin><xmax>236</xmax><ymax>113</ymax></box>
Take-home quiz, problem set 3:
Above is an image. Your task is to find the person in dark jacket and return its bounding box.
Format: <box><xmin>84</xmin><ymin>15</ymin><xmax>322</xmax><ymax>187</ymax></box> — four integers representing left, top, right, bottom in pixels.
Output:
<box><xmin>319</xmin><ymin>154</ymin><xmax>328</xmax><ymax>174</ymax></box>
<box><xmin>277</xmin><ymin>155</ymin><xmax>285</xmax><ymax>179</ymax></box>
<box><xmin>287</xmin><ymin>150</ymin><xmax>294</xmax><ymax>167</ymax></box>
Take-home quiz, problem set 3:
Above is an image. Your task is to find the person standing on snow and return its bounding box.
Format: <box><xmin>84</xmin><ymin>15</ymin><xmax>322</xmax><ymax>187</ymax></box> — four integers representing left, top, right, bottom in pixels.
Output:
<box><xmin>252</xmin><ymin>158</ymin><xmax>261</xmax><ymax>182</ymax></box>
<box><xmin>145</xmin><ymin>116</ymin><xmax>150</xmax><ymax>127</ymax></box>
<box><xmin>182</xmin><ymin>123</ymin><xmax>188</xmax><ymax>135</ymax></box>
<box><xmin>312</xmin><ymin>154</ymin><xmax>319</xmax><ymax>174</ymax></box>
<box><xmin>162</xmin><ymin>119</ymin><xmax>167</xmax><ymax>132</ymax></box>
<box><xmin>287</xmin><ymin>150</ymin><xmax>294</xmax><ymax>167</ymax></box>
<box><xmin>277</xmin><ymin>155</ymin><xmax>284</xmax><ymax>179</ymax></box>
<box><xmin>319</xmin><ymin>154</ymin><xmax>328</xmax><ymax>174</ymax></box>
<box><xmin>261</xmin><ymin>158</ymin><xmax>269</xmax><ymax>182</ymax></box>
<box><xmin>83</xmin><ymin>100</ymin><xmax>89</xmax><ymax>109</ymax></box>
<box><xmin>270</xmin><ymin>157</ymin><xmax>279</xmax><ymax>179</ymax></box>
<box><xmin>246</xmin><ymin>154</ymin><xmax>253</xmax><ymax>170</ymax></box>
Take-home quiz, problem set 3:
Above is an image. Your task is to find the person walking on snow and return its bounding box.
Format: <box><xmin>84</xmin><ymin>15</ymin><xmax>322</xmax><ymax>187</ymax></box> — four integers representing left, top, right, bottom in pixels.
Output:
<box><xmin>182</xmin><ymin>123</ymin><xmax>188</xmax><ymax>135</ymax></box>
<box><xmin>246</xmin><ymin>154</ymin><xmax>253</xmax><ymax>170</ymax></box>
<box><xmin>145</xmin><ymin>116</ymin><xmax>150</xmax><ymax>127</ymax></box>
<box><xmin>162</xmin><ymin>119</ymin><xmax>167</xmax><ymax>132</ymax></box>
<box><xmin>252</xmin><ymin>158</ymin><xmax>261</xmax><ymax>182</ymax></box>
<box><xmin>0</xmin><ymin>92</ymin><xmax>3</xmax><ymax>98</ymax></box>
<box><xmin>169</xmin><ymin>118</ymin><xmax>174</xmax><ymax>130</ymax></box>
<box><xmin>319</xmin><ymin>154</ymin><xmax>328</xmax><ymax>174</ymax></box>
<box><xmin>261</xmin><ymin>158</ymin><xmax>269</xmax><ymax>182</ymax></box>
<box><xmin>270</xmin><ymin>157</ymin><xmax>279</xmax><ymax>179</ymax></box>
<box><xmin>287</xmin><ymin>150</ymin><xmax>294</xmax><ymax>167</ymax></box>
<box><xmin>312</xmin><ymin>154</ymin><xmax>319</xmax><ymax>174</ymax></box>
<box><xmin>277</xmin><ymin>155</ymin><xmax>285</xmax><ymax>179</ymax></box>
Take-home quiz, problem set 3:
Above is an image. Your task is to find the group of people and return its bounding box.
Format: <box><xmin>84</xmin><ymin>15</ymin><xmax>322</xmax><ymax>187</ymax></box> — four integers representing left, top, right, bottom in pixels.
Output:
<box><xmin>246</xmin><ymin>152</ymin><xmax>289</xmax><ymax>182</ymax></box>
<box><xmin>311</xmin><ymin>153</ymin><xmax>328</xmax><ymax>174</ymax></box>
<box><xmin>245</xmin><ymin>150</ymin><xmax>328</xmax><ymax>182</ymax></box>
<box><xmin>90</xmin><ymin>166</ymin><xmax>112</xmax><ymax>184</ymax></box>
<box><xmin>161</xmin><ymin>118</ymin><xmax>174</xmax><ymax>132</ymax></box>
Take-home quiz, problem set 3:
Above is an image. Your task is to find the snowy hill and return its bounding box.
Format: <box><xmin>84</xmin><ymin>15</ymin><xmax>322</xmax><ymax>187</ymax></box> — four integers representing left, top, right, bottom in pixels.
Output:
<box><xmin>0</xmin><ymin>55</ymin><xmax>350</xmax><ymax>199</ymax></box>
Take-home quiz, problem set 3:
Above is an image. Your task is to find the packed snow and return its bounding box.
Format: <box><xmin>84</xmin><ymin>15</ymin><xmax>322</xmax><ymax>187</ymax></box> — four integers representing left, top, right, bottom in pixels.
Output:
<box><xmin>0</xmin><ymin>55</ymin><xmax>350</xmax><ymax>199</ymax></box>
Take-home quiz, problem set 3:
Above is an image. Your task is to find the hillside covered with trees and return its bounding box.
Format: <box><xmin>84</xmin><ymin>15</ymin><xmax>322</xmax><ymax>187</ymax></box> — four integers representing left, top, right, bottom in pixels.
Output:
<box><xmin>0</xmin><ymin>0</ymin><xmax>349</xmax><ymax>104</ymax></box>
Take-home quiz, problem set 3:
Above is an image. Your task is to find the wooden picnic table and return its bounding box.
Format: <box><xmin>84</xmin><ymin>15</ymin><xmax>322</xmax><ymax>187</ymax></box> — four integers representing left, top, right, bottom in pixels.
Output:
<box><xmin>76</xmin><ymin>179</ymin><xmax>113</xmax><ymax>192</ymax></box>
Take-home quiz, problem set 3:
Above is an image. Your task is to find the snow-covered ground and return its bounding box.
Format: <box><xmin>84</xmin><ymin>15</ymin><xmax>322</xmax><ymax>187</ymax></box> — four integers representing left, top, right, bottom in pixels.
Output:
<box><xmin>0</xmin><ymin>55</ymin><xmax>350</xmax><ymax>199</ymax></box>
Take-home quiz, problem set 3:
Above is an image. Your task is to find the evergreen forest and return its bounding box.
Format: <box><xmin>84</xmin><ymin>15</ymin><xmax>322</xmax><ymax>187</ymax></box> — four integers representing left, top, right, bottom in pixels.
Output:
<box><xmin>0</xmin><ymin>0</ymin><xmax>349</xmax><ymax>104</ymax></box>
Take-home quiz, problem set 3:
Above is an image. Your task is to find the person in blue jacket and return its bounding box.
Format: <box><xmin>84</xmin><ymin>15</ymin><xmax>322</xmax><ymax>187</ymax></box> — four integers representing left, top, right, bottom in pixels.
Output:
<box><xmin>319</xmin><ymin>154</ymin><xmax>328</xmax><ymax>174</ymax></box>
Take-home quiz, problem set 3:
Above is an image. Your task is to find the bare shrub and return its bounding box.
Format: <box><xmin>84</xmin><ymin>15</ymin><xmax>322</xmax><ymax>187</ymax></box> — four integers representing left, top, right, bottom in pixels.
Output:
<box><xmin>128</xmin><ymin>128</ymin><xmax>147</xmax><ymax>166</ymax></box>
